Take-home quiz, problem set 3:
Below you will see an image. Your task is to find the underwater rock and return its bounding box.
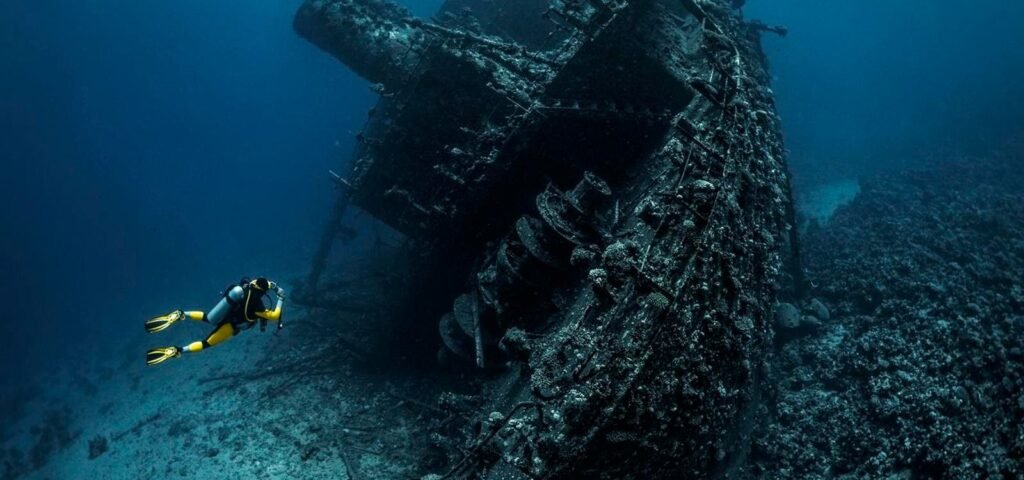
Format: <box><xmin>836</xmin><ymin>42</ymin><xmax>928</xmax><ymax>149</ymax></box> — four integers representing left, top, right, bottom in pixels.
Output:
<box><xmin>774</xmin><ymin>301</ymin><xmax>821</xmax><ymax>341</ymax></box>
<box><xmin>773</xmin><ymin>302</ymin><xmax>801</xmax><ymax>330</ymax></box>
<box><xmin>87</xmin><ymin>435</ymin><xmax>108</xmax><ymax>460</ymax></box>
<box><xmin>28</xmin><ymin>408</ymin><xmax>74</xmax><ymax>470</ymax></box>
<box><xmin>799</xmin><ymin>314</ymin><xmax>822</xmax><ymax>329</ymax></box>
<box><xmin>804</xmin><ymin>297</ymin><xmax>830</xmax><ymax>322</ymax></box>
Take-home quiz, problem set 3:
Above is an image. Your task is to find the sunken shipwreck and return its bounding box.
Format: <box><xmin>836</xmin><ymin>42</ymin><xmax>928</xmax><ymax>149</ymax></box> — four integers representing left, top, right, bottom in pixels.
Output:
<box><xmin>4</xmin><ymin>0</ymin><xmax>1024</xmax><ymax>479</ymax></box>
<box><xmin>293</xmin><ymin>0</ymin><xmax>799</xmax><ymax>478</ymax></box>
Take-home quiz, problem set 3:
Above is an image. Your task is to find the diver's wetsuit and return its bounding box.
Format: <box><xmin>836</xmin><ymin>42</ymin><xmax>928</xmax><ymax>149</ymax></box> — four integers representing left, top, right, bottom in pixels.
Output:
<box><xmin>182</xmin><ymin>280</ymin><xmax>283</xmax><ymax>353</ymax></box>
<box><xmin>145</xmin><ymin>277</ymin><xmax>284</xmax><ymax>365</ymax></box>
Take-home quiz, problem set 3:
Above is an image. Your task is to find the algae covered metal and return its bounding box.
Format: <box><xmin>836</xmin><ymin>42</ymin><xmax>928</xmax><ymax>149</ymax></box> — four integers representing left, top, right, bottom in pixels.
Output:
<box><xmin>295</xmin><ymin>0</ymin><xmax>796</xmax><ymax>477</ymax></box>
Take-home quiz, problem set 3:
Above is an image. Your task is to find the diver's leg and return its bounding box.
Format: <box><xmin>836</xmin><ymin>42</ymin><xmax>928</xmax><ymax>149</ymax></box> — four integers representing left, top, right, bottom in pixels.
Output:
<box><xmin>182</xmin><ymin>322</ymin><xmax>237</xmax><ymax>354</ymax></box>
<box><xmin>184</xmin><ymin>311</ymin><xmax>208</xmax><ymax>323</ymax></box>
<box><xmin>147</xmin><ymin>322</ymin><xmax>235</xmax><ymax>366</ymax></box>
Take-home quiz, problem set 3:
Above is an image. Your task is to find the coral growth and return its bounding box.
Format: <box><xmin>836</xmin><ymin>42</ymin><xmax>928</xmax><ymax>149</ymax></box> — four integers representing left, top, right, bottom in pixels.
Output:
<box><xmin>746</xmin><ymin>156</ymin><xmax>1024</xmax><ymax>478</ymax></box>
<box><xmin>29</xmin><ymin>408</ymin><xmax>75</xmax><ymax>470</ymax></box>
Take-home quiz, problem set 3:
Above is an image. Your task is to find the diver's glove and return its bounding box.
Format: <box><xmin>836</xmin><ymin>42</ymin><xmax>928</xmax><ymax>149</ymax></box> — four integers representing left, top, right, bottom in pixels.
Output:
<box><xmin>275</xmin><ymin>286</ymin><xmax>286</xmax><ymax>300</ymax></box>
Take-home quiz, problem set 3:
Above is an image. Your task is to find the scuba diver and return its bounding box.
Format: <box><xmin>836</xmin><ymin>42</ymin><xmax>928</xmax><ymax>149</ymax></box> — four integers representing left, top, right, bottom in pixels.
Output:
<box><xmin>144</xmin><ymin>277</ymin><xmax>286</xmax><ymax>366</ymax></box>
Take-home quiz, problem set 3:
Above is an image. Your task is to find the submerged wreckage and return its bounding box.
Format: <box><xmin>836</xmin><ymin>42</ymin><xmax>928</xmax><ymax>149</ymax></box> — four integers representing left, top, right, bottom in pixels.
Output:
<box><xmin>295</xmin><ymin>0</ymin><xmax>796</xmax><ymax>477</ymax></box>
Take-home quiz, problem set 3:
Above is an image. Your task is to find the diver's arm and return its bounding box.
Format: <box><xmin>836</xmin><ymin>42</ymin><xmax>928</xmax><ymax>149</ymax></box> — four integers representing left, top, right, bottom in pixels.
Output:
<box><xmin>255</xmin><ymin>286</ymin><xmax>285</xmax><ymax>322</ymax></box>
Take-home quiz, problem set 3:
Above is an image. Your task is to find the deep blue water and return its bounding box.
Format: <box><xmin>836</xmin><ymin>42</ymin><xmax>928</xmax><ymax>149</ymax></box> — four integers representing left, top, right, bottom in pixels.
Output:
<box><xmin>1</xmin><ymin>0</ymin><xmax>1021</xmax><ymax>401</ymax></box>
<box><xmin>1</xmin><ymin>1</ymin><xmax>375</xmax><ymax>378</ymax></box>
<box><xmin>749</xmin><ymin>0</ymin><xmax>1024</xmax><ymax>185</ymax></box>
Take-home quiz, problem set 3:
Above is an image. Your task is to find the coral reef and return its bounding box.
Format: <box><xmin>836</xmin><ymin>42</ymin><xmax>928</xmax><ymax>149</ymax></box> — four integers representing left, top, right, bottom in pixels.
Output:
<box><xmin>28</xmin><ymin>408</ymin><xmax>75</xmax><ymax>470</ymax></box>
<box><xmin>746</xmin><ymin>154</ymin><xmax>1024</xmax><ymax>478</ymax></box>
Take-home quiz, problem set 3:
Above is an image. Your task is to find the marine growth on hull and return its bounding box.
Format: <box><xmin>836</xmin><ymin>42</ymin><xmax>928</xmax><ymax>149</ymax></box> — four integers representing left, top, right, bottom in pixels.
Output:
<box><xmin>294</xmin><ymin>0</ymin><xmax>797</xmax><ymax>477</ymax></box>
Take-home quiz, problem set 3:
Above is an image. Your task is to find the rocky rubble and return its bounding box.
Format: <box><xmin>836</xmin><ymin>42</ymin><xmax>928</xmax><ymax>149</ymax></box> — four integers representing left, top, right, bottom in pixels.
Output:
<box><xmin>746</xmin><ymin>154</ymin><xmax>1024</xmax><ymax>479</ymax></box>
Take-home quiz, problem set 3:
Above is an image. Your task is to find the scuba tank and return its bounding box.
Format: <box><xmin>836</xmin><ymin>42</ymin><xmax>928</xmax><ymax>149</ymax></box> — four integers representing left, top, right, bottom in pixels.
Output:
<box><xmin>206</xmin><ymin>282</ymin><xmax>247</xmax><ymax>325</ymax></box>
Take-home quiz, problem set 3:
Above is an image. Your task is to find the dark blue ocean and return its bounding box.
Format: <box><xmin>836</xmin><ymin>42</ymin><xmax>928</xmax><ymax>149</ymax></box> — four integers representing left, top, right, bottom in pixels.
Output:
<box><xmin>1</xmin><ymin>1</ymin><xmax>1022</xmax><ymax>478</ymax></box>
